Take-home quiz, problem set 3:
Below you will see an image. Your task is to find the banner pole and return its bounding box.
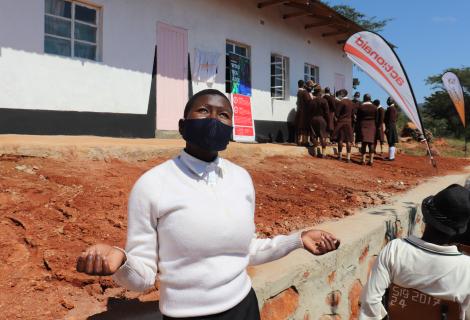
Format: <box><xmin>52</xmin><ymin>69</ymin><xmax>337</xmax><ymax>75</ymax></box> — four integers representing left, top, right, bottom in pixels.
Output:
<box><xmin>464</xmin><ymin>132</ymin><xmax>467</xmax><ymax>158</ymax></box>
<box><xmin>423</xmin><ymin>138</ymin><xmax>436</xmax><ymax>167</ymax></box>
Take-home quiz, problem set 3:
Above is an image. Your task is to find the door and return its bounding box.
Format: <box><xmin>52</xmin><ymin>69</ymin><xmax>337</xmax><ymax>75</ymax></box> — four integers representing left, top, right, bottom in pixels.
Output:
<box><xmin>156</xmin><ymin>22</ymin><xmax>188</xmax><ymax>131</ymax></box>
<box><xmin>334</xmin><ymin>73</ymin><xmax>346</xmax><ymax>92</ymax></box>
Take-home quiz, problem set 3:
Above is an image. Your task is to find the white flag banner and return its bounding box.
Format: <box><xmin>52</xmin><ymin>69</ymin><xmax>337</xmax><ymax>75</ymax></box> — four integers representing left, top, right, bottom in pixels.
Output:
<box><xmin>442</xmin><ymin>71</ymin><xmax>465</xmax><ymax>127</ymax></box>
<box><xmin>343</xmin><ymin>31</ymin><xmax>423</xmax><ymax>132</ymax></box>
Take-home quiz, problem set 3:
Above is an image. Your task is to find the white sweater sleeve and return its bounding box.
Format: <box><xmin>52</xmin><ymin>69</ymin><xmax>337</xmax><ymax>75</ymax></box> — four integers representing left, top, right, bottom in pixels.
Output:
<box><xmin>359</xmin><ymin>242</ymin><xmax>393</xmax><ymax>320</ymax></box>
<box><xmin>248</xmin><ymin>232</ymin><xmax>303</xmax><ymax>266</ymax></box>
<box><xmin>112</xmin><ymin>176</ymin><xmax>159</xmax><ymax>292</ymax></box>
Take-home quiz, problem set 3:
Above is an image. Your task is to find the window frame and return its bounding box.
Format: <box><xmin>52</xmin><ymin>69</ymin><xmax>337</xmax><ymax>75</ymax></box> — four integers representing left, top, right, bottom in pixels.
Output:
<box><xmin>304</xmin><ymin>63</ymin><xmax>319</xmax><ymax>84</ymax></box>
<box><xmin>225</xmin><ymin>40</ymin><xmax>251</xmax><ymax>94</ymax></box>
<box><xmin>271</xmin><ymin>54</ymin><xmax>289</xmax><ymax>100</ymax></box>
<box><xmin>44</xmin><ymin>0</ymin><xmax>102</xmax><ymax>61</ymax></box>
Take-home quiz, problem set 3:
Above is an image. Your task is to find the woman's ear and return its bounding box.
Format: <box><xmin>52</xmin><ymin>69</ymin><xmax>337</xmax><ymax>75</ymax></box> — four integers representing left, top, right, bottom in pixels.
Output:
<box><xmin>178</xmin><ymin>119</ymin><xmax>185</xmax><ymax>136</ymax></box>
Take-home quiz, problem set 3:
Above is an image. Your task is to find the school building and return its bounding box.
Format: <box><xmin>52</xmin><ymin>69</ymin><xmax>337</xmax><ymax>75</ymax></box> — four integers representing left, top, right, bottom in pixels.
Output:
<box><xmin>0</xmin><ymin>0</ymin><xmax>363</xmax><ymax>141</ymax></box>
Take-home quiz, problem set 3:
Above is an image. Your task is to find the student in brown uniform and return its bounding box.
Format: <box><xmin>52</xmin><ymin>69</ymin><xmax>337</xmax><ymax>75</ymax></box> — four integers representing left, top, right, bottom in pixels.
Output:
<box><xmin>352</xmin><ymin>92</ymin><xmax>361</xmax><ymax>146</ymax></box>
<box><xmin>309</xmin><ymin>87</ymin><xmax>329</xmax><ymax>158</ymax></box>
<box><xmin>373</xmin><ymin>99</ymin><xmax>385</xmax><ymax>157</ymax></box>
<box><xmin>295</xmin><ymin>80</ymin><xmax>307</xmax><ymax>146</ymax></box>
<box><xmin>332</xmin><ymin>89</ymin><xmax>355</xmax><ymax>162</ymax></box>
<box><xmin>323</xmin><ymin>87</ymin><xmax>336</xmax><ymax>141</ymax></box>
<box><xmin>384</xmin><ymin>97</ymin><xmax>399</xmax><ymax>161</ymax></box>
<box><xmin>357</xmin><ymin>94</ymin><xmax>378</xmax><ymax>166</ymax></box>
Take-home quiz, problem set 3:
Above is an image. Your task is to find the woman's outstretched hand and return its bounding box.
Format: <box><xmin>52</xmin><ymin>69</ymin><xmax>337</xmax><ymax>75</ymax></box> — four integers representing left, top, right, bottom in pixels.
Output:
<box><xmin>76</xmin><ymin>244</ymin><xmax>126</xmax><ymax>276</ymax></box>
<box><xmin>301</xmin><ymin>230</ymin><xmax>340</xmax><ymax>255</ymax></box>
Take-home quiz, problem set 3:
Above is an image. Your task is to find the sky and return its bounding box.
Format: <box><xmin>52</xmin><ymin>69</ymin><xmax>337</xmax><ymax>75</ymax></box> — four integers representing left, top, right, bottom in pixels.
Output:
<box><xmin>328</xmin><ymin>0</ymin><xmax>470</xmax><ymax>104</ymax></box>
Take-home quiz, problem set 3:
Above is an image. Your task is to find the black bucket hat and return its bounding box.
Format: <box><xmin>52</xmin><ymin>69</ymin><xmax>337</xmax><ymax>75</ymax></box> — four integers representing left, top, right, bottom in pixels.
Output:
<box><xmin>422</xmin><ymin>184</ymin><xmax>470</xmax><ymax>236</ymax></box>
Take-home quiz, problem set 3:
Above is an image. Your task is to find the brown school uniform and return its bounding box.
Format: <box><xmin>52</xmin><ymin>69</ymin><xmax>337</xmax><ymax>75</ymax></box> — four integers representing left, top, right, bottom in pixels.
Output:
<box><xmin>295</xmin><ymin>89</ymin><xmax>312</xmax><ymax>144</ymax></box>
<box><xmin>332</xmin><ymin>98</ymin><xmax>355</xmax><ymax>143</ymax></box>
<box><xmin>309</xmin><ymin>97</ymin><xmax>329</xmax><ymax>139</ymax></box>
<box><xmin>357</xmin><ymin>102</ymin><xmax>378</xmax><ymax>144</ymax></box>
<box><xmin>384</xmin><ymin>104</ymin><xmax>399</xmax><ymax>145</ymax></box>
<box><xmin>352</xmin><ymin>98</ymin><xmax>361</xmax><ymax>142</ymax></box>
<box><xmin>375</xmin><ymin>106</ymin><xmax>385</xmax><ymax>143</ymax></box>
<box><xmin>323</xmin><ymin>94</ymin><xmax>336</xmax><ymax>133</ymax></box>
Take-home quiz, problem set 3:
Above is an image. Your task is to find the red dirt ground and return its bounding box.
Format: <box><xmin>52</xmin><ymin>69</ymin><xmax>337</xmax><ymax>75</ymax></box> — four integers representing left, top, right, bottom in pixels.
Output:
<box><xmin>0</xmin><ymin>151</ymin><xmax>468</xmax><ymax>319</ymax></box>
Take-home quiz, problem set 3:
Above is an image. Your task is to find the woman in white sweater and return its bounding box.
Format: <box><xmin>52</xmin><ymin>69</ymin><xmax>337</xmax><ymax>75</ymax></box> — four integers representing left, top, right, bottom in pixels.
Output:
<box><xmin>76</xmin><ymin>89</ymin><xmax>340</xmax><ymax>320</ymax></box>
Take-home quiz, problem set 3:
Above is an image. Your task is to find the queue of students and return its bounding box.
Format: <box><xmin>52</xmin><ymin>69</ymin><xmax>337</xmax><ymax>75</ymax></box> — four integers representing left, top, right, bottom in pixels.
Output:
<box><xmin>295</xmin><ymin>80</ymin><xmax>399</xmax><ymax>165</ymax></box>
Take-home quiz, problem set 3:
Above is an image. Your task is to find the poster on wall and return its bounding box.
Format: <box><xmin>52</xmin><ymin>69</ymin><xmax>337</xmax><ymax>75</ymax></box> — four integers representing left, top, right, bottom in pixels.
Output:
<box><xmin>228</xmin><ymin>54</ymin><xmax>252</xmax><ymax>96</ymax></box>
<box><xmin>232</xmin><ymin>93</ymin><xmax>256</xmax><ymax>142</ymax></box>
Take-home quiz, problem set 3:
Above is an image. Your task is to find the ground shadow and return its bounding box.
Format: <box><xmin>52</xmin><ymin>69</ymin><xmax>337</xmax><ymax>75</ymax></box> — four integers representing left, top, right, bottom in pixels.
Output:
<box><xmin>88</xmin><ymin>298</ymin><xmax>162</xmax><ymax>320</ymax></box>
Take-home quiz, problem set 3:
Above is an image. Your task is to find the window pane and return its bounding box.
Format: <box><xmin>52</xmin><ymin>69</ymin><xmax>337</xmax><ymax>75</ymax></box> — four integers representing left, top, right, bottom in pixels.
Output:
<box><xmin>304</xmin><ymin>65</ymin><xmax>309</xmax><ymax>74</ymax></box>
<box><xmin>226</xmin><ymin>43</ymin><xmax>233</xmax><ymax>54</ymax></box>
<box><xmin>304</xmin><ymin>75</ymin><xmax>309</xmax><ymax>82</ymax></box>
<box><xmin>75</xmin><ymin>4</ymin><xmax>97</xmax><ymax>24</ymax></box>
<box><xmin>74</xmin><ymin>42</ymin><xmax>96</xmax><ymax>60</ymax></box>
<box><xmin>271</xmin><ymin>88</ymin><xmax>283</xmax><ymax>98</ymax></box>
<box><xmin>75</xmin><ymin>22</ymin><xmax>97</xmax><ymax>43</ymax></box>
<box><xmin>45</xmin><ymin>35</ymin><xmax>71</xmax><ymax>56</ymax></box>
<box><xmin>45</xmin><ymin>0</ymin><xmax>71</xmax><ymax>18</ymax></box>
<box><xmin>235</xmin><ymin>46</ymin><xmax>246</xmax><ymax>57</ymax></box>
<box><xmin>45</xmin><ymin>15</ymin><xmax>71</xmax><ymax>38</ymax></box>
<box><xmin>271</xmin><ymin>64</ymin><xmax>282</xmax><ymax>75</ymax></box>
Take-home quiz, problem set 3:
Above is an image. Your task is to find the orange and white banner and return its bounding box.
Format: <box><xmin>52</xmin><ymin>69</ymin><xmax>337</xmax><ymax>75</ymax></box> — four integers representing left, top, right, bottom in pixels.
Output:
<box><xmin>344</xmin><ymin>31</ymin><xmax>423</xmax><ymax>132</ymax></box>
<box><xmin>442</xmin><ymin>71</ymin><xmax>465</xmax><ymax>127</ymax></box>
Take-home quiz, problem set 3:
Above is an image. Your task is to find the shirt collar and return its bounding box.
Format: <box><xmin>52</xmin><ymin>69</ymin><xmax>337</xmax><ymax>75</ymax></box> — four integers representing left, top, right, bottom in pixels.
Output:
<box><xmin>405</xmin><ymin>235</ymin><xmax>462</xmax><ymax>256</ymax></box>
<box><xmin>178</xmin><ymin>150</ymin><xmax>223</xmax><ymax>178</ymax></box>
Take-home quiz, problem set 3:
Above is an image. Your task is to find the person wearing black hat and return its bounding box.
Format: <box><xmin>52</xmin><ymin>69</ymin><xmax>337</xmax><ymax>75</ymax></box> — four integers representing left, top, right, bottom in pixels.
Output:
<box><xmin>360</xmin><ymin>184</ymin><xmax>470</xmax><ymax>320</ymax></box>
<box><xmin>453</xmin><ymin>179</ymin><xmax>470</xmax><ymax>249</ymax></box>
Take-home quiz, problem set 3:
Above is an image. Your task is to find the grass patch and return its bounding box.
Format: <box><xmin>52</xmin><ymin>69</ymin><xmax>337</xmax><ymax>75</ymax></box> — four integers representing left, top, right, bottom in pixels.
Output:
<box><xmin>399</xmin><ymin>138</ymin><xmax>469</xmax><ymax>158</ymax></box>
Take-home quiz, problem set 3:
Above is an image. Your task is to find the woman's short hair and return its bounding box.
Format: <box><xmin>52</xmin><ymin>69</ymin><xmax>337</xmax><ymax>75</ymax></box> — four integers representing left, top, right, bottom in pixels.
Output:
<box><xmin>183</xmin><ymin>89</ymin><xmax>232</xmax><ymax>118</ymax></box>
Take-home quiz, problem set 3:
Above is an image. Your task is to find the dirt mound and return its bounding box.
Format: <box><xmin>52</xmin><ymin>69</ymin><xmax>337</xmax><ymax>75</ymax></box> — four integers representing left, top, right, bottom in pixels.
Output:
<box><xmin>0</xmin><ymin>152</ymin><xmax>468</xmax><ymax>319</ymax></box>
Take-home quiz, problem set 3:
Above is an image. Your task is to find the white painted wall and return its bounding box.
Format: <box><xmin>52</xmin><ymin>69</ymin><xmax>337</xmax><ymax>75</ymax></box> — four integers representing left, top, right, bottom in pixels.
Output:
<box><xmin>0</xmin><ymin>0</ymin><xmax>353</xmax><ymax>122</ymax></box>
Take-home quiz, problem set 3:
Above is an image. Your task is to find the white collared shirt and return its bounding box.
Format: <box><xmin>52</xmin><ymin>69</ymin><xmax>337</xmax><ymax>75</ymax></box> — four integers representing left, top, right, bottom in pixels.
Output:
<box><xmin>360</xmin><ymin>235</ymin><xmax>470</xmax><ymax>320</ymax></box>
<box><xmin>178</xmin><ymin>150</ymin><xmax>223</xmax><ymax>186</ymax></box>
<box><xmin>113</xmin><ymin>150</ymin><xmax>303</xmax><ymax>317</ymax></box>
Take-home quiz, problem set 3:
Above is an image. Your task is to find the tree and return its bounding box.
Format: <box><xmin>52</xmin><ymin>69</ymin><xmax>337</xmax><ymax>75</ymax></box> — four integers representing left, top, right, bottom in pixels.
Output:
<box><xmin>323</xmin><ymin>3</ymin><xmax>392</xmax><ymax>32</ymax></box>
<box><xmin>422</xmin><ymin>67</ymin><xmax>470</xmax><ymax>139</ymax></box>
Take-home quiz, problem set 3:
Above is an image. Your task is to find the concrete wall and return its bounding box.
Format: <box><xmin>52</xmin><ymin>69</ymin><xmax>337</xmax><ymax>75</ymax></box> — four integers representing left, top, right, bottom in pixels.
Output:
<box><xmin>252</xmin><ymin>169</ymin><xmax>470</xmax><ymax>320</ymax></box>
<box><xmin>0</xmin><ymin>0</ymin><xmax>352</xmax><ymax>123</ymax></box>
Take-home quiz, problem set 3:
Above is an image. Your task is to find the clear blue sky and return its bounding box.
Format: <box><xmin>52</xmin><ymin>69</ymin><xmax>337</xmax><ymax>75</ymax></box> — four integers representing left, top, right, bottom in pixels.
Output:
<box><xmin>328</xmin><ymin>0</ymin><xmax>470</xmax><ymax>104</ymax></box>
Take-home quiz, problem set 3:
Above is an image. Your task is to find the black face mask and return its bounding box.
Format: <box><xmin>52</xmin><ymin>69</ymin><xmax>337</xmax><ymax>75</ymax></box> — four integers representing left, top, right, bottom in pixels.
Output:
<box><xmin>182</xmin><ymin>118</ymin><xmax>233</xmax><ymax>152</ymax></box>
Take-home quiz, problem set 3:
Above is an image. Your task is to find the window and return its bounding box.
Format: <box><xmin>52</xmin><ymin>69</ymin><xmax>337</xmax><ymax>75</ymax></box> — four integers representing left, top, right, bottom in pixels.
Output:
<box><xmin>271</xmin><ymin>54</ymin><xmax>289</xmax><ymax>99</ymax></box>
<box><xmin>226</xmin><ymin>41</ymin><xmax>251</xmax><ymax>94</ymax></box>
<box><xmin>304</xmin><ymin>63</ymin><xmax>319</xmax><ymax>83</ymax></box>
<box><xmin>45</xmin><ymin>0</ymin><xmax>100</xmax><ymax>60</ymax></box>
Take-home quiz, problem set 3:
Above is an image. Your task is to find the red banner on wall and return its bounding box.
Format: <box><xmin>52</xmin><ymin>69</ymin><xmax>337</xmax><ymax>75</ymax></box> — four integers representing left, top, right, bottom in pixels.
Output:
<box><xmin>232</xmin><ymin>94</ymin><xmax>256</xmax><ymax>142</ymax></box>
